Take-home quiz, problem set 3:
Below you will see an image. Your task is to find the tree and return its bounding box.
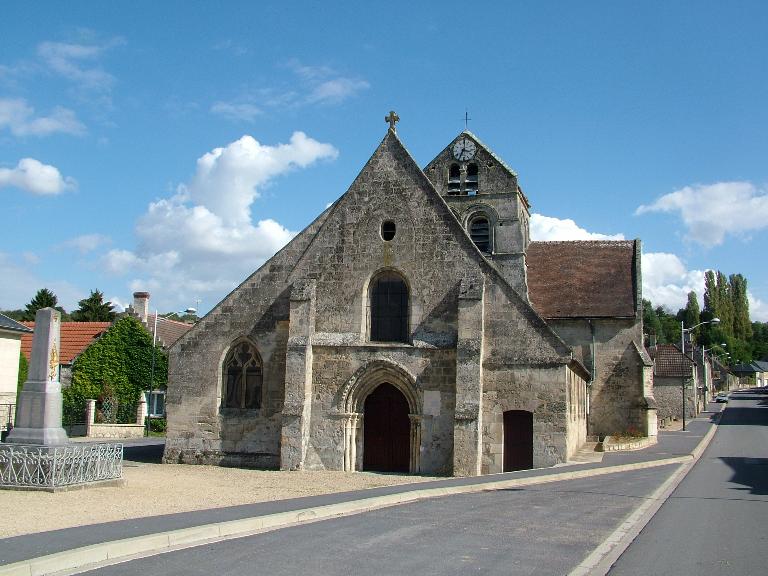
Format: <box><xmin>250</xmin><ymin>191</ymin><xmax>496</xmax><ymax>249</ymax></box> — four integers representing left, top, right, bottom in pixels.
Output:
<box><xmin>23</xmin><ymin>288</ymin><xmax>57</xmax><ymax>321</ymax></box>
<box><xmin>729</xmin><ymin>274</ymin><xmax>752</xmax><ymax>341</ymax></box>
<box><xmin>63</xmin><ymin>316</ymin><xmax>167</xmax><ymax>425</ymax></box>
<box><xmin>642</xmin><ymin>299</ymin><xmax>663</xmax><ymax>342</ymax></box>
<box><xmin>703</xmin><ymin>270</ymin><xmax>718</xmax><ymax>315</ymax></box>
<box><xmin>682</xmin><ymin>291</ymin><xmax>701</xmax><ymax>334</ymax></box>
<box><xmin>716</xmin><ymin>272</ymin><xmax>734</xmax><ymax>337</ymax></box>
<box><xmin>22</xmin><ymin>288</ymin><xmax>70</xmax><ymax>321</ymax></box>
<box><xmin>17</xmin><ymin>351</ymin><xmax>28</xmax><ymax>402</ymax></box>
<box><xmin>71</xmin><ymin>290</ymin><xmax>116</xmax><ymax>322</ymax></box>
<box><xmin>0</xmin><ymin>309</ymin><xmax>25</xmax><ymax>321</ymax></box>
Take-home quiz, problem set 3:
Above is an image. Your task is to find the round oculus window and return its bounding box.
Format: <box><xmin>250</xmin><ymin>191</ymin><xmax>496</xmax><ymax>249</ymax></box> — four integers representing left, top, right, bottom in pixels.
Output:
<box><xmin>381</xmin><ymin>220</ymin><xmax>396</xmax><ymax>241</ymax></box>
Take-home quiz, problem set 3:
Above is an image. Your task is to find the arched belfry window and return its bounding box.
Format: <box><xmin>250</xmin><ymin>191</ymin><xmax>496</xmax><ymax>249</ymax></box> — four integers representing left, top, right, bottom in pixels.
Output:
<box><xmin>222</xmin><ymin>341</ymin><xmax>263</xmax><ymax>409</ymax></box>
<box><xmin>465</xmin><ymin>163</ymin><xmax>479</xmax><ymax>195</ymax></box>
<box><xmin>369</xmin><ymin>271</ymin><xmax>409</xmax><ymax>343</ymax></box>
<box><xmin>448</xmin><ymin>163</ymin><xmax>461</xmax><ymax>195</ymax></box>
<box><xmin>470</xmin><ymin>216</ymin><xmax>491</xmax><ymax>253</ymax></box>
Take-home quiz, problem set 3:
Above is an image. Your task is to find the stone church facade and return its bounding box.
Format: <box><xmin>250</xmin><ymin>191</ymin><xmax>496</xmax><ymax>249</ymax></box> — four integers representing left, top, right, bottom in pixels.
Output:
<box><xmin>164</xmin><ymin>123</ymin><xmax>656</xmax><ymax>476</ymax></box>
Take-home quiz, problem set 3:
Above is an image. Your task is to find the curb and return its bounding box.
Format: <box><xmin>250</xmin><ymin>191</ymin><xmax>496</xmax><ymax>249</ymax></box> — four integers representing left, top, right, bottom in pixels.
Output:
<box><xmin>569</xmin><ymin>408</ymin><xmax>722</xmax><ymax>576</ymax></box>
<box><xmin>0</xmin><ymin>456</ymin><xmax>694</xmax><ymax>576</ymax></box>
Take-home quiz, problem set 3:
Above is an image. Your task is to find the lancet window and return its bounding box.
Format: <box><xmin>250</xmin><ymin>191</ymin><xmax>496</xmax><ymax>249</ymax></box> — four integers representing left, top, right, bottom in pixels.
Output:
<box><xmin>369</xmin><ymin>271</ymin><xmax>409</xmax><ymax>343</ymax></box>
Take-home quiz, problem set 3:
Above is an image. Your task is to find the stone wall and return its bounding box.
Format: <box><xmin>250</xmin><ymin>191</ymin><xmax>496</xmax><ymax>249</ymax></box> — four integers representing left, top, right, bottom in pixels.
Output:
<box><xmin>547</xmin><ymin>318</ymin><xmax>649</xmax><ymax>437</ymax></box>
<box><xmin>479</xmin><ymin>282</ymin><xmax>578</xmax><ymax>473</ymax></box>
<box><xmin>654</xmin><ymin>377</ymin><xmax>696</xmax><ymax>425</ymax></box>
<box><xmin>164</xmin><ymin>208</ymin><xmax>330</xmax><ymax>466</ymax></box>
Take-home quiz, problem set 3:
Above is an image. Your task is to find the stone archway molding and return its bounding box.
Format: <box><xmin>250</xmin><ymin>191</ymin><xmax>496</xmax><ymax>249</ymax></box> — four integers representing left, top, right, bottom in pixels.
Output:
<box><xmin>336</xmin><ymin>359</ymin><xmax>422</xmax><ymax>473</ymax></box>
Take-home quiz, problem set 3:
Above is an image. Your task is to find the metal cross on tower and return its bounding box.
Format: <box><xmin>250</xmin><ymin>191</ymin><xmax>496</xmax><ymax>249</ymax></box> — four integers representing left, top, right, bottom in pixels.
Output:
<box><xmin>463</xmin><ymin>109</ymin><xmax>472</xmax><ymax>130</ymax></box>
<box><xmin>385</xmin><ymin>110</ymin><xmax>400</xmax><ymax>132</ymax></box>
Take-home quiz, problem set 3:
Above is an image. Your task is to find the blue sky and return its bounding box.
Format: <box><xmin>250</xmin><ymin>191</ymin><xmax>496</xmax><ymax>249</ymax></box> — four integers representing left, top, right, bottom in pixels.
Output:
<box><xmin>2</xmin><ymin>1</ymin><xmax>767</xmax><ymax>320</ymax></box>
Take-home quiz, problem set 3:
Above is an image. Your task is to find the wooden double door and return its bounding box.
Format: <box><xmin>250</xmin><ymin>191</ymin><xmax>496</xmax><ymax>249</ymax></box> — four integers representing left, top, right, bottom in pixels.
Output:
<box><xmin>363</xmin><ymin>383</ymin><xmax>410</xmax><ymax>473</ymax></box>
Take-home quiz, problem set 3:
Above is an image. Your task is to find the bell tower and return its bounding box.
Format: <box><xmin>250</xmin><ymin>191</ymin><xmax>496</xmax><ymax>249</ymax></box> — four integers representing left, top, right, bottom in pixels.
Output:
<box><xmin>424</xmin><ymin>131</ymin><xmax>531</xmax><ymax>297</ymax></box>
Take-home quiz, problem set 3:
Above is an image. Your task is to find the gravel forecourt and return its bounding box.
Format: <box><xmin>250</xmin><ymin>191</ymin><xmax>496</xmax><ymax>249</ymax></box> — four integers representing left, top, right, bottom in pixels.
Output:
<box><xmin>1</xmin><ymin>462</ymin><xmax>439</xmax><ymax>539</ymax></box>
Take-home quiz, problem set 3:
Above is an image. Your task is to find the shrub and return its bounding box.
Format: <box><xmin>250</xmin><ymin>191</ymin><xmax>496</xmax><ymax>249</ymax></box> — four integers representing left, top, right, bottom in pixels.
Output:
<box><xmin>145</xmin><ymin>417</ymin><xmax>167</xmax><ymax>433</ymax></box>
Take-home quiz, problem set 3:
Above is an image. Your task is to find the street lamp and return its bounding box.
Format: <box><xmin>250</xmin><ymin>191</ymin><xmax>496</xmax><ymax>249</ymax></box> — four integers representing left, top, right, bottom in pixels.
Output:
<box><xmin>702</xmin><ymin>343</ymin><xmax>726</xmax><ymax>402</ymax></box>
<box><xmin>680</xmin><ymin>318</ymin><xmax>720</xmax><ymax>431</ymax></box>
<box><xmin>680</xmin><ymin>318</ymin><xmax>720</xmax><ymax>356</ymax></box>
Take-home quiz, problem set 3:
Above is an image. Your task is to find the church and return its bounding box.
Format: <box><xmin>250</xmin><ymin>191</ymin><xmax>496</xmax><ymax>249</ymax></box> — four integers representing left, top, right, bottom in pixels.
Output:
<box><xmin>163</xmin><ymin>116</ymin><xmax>656</xmax><ymax>476</ymax></box>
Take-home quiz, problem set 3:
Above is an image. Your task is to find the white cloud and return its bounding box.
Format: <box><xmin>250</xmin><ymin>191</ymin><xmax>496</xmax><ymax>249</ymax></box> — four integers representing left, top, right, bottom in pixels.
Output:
<box><xmin>0</xmin><ymin>98</ymin><xmax>85</xmax><ymax>136</ymax></box>
<box><xmin>748</xmin><ymin>293</ymin><xmax>768</xmax><ymax>323</ymax></box>
<box><xmin>103</xmin><ymin>132</ymin><xmax>338</xmax><ymax>312</ymax></box>
<box><xmin>212</xmin><ymin>61</ymin><xmax>368</xmax><ymax>120</ymax></box>
<box><xmin>37</xmin><ymin>39</ymin><xmax>119</xmax><ymax>92</ymax></box>
<box><xmin>641</xmin><ymin>252</ymin><xmax>707</xmax><ymax>313</ymax></box>
<box><xmin>22</xmin><ymin>252</ymin><xmax>40</xmax><ymax>265</ymax></box>
<box><xmin>529</xmin><ymin>214</ymin><xmax>625</xmax><ymax>241</ymax></box>
<box><xmin>306</xmin><ymin>77</ymin><xmax>370</xmax><ymax>105</ymax></box>
<box><xmin>210</xmin><ymin>101</ymin><xmax>262</xmax><ymax>122</ymax></box>
<box><xmin>636</xmin><ymin>181</ymin><xmax>768</xmax><ymax>247</ymax></box>
<box><xmin>62</xmin><ymin>233</ymin><xmax>110</xmax><ymax>254</ymax></box>
<box><xmin>0</xmin><ymin>158</ymin><xmax>76</xmax><ymax>195</ymax></box>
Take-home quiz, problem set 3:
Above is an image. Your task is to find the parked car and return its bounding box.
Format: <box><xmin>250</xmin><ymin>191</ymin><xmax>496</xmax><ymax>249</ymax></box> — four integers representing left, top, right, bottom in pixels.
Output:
<box><xmin>715</xmin><ymin>392</ymin><xmax>729</xmax><ymax>403</ymax></box>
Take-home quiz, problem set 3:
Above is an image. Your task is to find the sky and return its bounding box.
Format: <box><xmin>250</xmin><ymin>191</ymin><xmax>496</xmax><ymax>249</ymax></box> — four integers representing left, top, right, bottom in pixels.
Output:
<box><xmin>1</xmin><ymin>1</ymin><xmax>767</xmax><ymax>321</ymax></box>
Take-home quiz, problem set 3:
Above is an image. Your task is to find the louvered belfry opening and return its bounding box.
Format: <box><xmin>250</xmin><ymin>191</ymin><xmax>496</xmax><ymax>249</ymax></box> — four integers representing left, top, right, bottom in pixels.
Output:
<box><xmin>370</xmin><ymin>271</ymin><xmax>409</xmax><ymax>343</ymax></box>
<box><xmin>465</xmin><ymin>162</ymin><xmax>479</xmax><ymax>194</ymax></box>
<box><xmin>470</xmin><ymin>217</ymin><xmax>491</xmax><ymax>252</ymax></box>
<box><xmin>448</xmin><ymin>163</ymin><xmax>461</xmax><ymax>194</ymax></box>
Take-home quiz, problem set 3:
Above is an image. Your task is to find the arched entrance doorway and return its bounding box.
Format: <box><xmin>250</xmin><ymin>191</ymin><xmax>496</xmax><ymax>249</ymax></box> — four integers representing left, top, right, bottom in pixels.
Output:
<box><xmin>363</xmin><ymin>383</ymin><xmax>410</xmax><ymax>472</ymax></box>
<box><xmin>503</xmin><ymin>410</ymin><xmax>533</xmax><ymax>472</ymax></box>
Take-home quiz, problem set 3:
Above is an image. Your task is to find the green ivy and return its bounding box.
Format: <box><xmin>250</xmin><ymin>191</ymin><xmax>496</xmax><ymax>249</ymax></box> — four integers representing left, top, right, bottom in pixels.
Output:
<box><xmin>64</xmin><ymin>317</ymin><xmax>167</xmax><ymax>425</ymax></box>
<box><xmin>17</xmin><ymin>351</ymin><xmax>29</xmax><ymax>402</ymax></box>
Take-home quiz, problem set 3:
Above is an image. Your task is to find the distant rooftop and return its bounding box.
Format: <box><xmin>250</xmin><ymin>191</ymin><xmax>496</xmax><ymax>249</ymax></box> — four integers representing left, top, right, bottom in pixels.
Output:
<box><xmin>21</xmin><ymin>322</ymin><xmax>111</xmax><ymax>364</ymax></box>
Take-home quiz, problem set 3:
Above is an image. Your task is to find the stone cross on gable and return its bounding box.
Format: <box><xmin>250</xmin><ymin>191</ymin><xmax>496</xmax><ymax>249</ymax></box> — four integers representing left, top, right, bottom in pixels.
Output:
<box><xmin>385</xmin><ymin>110</ymin><xmax>400</xmax><ymax>132</ymax></box>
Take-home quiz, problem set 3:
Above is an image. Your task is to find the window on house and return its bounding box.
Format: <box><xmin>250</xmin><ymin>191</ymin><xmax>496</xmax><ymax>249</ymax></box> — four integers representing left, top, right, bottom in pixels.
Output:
<box><xmin>222</xmin><ymin>341</ymin><xmax>263</xmax><ymax>409</ymax></box>
<box><xmin>145</xmin><ymin>390</ymin><xmax>166</xmax><ymax>417</ymax></box>
<box><xmin>465</xmin><ymin>163</ymin><xmax>478</xmax><ymax>195</ymax></box>
<box><xmin>470</xmin><ymin>216</ymin><xmax>491</xmax><ymax>253</ymax></box>
<box><xmin>370</xmin><ymin>271</ymin><xmax>409</xmax><ymax>343</ymax></box>
<box><xmin>448</xmin><ymin>163</ymin><xmax>461</xmax><ymax>195</ymax></box>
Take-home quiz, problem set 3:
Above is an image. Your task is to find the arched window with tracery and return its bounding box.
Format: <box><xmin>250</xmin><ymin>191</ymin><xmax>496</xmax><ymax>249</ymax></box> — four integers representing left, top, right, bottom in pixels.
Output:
<box><xmin>469</xmin><ymin>215</ymin><xmax>491</xmax><ymax>253</ymax></box>
<box><xmin>222</xmin><ymin>341</ymin><xmax>263</xmax><ymax>409</ymax></box>
<box><xmin>369</xmin><ymin>271</ymin><xmax>409</xmax><ymax>343</ymax></box>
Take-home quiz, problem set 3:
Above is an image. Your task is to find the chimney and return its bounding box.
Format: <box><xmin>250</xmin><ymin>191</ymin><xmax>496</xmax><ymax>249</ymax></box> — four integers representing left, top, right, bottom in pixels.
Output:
<box><xmin>133</xmin><ymin>291</ymin><xmax>150</xmax><ymax>322</ymax></box>
<box><xmin>649</xmin><ymin>334</ymin><xmax>657</xmax><ymax>348</ymax></box>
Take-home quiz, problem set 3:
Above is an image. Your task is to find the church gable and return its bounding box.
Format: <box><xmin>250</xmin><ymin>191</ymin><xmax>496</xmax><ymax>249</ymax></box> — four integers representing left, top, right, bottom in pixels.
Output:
<box><xmin>284</xmin><ymin>129</ymin><xmax>512</xmax><ymax>341</ymax></box>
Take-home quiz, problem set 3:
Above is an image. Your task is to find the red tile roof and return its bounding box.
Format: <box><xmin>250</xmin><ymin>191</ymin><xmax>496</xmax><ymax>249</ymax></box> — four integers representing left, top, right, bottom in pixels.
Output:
<box><xmin>648</xmin><ymin>344</ymin><xmax>695</xmax><ymax>377</ymax></box>
<box><xmin>20</xmin><ymin>322</ymin><xmax>111</xmax><ymax>364</ymax></box>
<box><xmin>526</xmin><ymin>240</ymin><xmax>638</xmax><ymax>318</ymax></box>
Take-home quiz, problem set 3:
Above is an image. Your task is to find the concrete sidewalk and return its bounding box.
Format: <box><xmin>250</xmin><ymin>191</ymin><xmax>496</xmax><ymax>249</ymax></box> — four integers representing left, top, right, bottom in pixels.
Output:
<box><xmin>0</xmin><ymin>407</ymin><xmax>721</xmax><ymax>576</ymax></box>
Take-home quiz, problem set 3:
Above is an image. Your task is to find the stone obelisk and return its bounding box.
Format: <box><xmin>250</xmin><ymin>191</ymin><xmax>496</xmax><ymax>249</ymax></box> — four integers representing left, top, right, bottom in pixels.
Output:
<box><xmin>6</xmin><ymin>307</ymin><xmax>69</xmax><ymax>445</ymax></box>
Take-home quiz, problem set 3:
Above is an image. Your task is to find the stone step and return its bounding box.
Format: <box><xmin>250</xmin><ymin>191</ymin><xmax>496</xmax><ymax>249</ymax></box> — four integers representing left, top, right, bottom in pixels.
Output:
<box><xmin>568</xmin><ymin>441</ymin><xmax>604</xmax><ymax>464</ymax></box>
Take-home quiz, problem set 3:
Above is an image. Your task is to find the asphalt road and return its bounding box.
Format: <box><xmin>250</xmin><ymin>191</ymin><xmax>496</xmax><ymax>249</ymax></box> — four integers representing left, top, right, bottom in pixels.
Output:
<box><xmin>608</xmin><ymin>388</ymin><xmax>768</xmax><ymax>575</ymax></box>
<box><xmin>81</xmin><ymin>464</ymin><xmax>680</xmax><ymax>576</ymax></box>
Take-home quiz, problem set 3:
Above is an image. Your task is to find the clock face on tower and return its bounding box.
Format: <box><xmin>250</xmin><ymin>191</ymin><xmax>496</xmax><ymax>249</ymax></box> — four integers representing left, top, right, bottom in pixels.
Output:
<box><xmin>452</xmin><ymin>137</ymin><xmax>477</xmax><ymax>161</ymax></box>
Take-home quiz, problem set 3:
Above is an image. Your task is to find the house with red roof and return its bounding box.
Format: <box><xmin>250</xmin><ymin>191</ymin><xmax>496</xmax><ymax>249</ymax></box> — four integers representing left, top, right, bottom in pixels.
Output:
<box><xmin>20</xmin><ymin>321</ymin><xmax>111</xmax><ymax>388</ymax></box>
